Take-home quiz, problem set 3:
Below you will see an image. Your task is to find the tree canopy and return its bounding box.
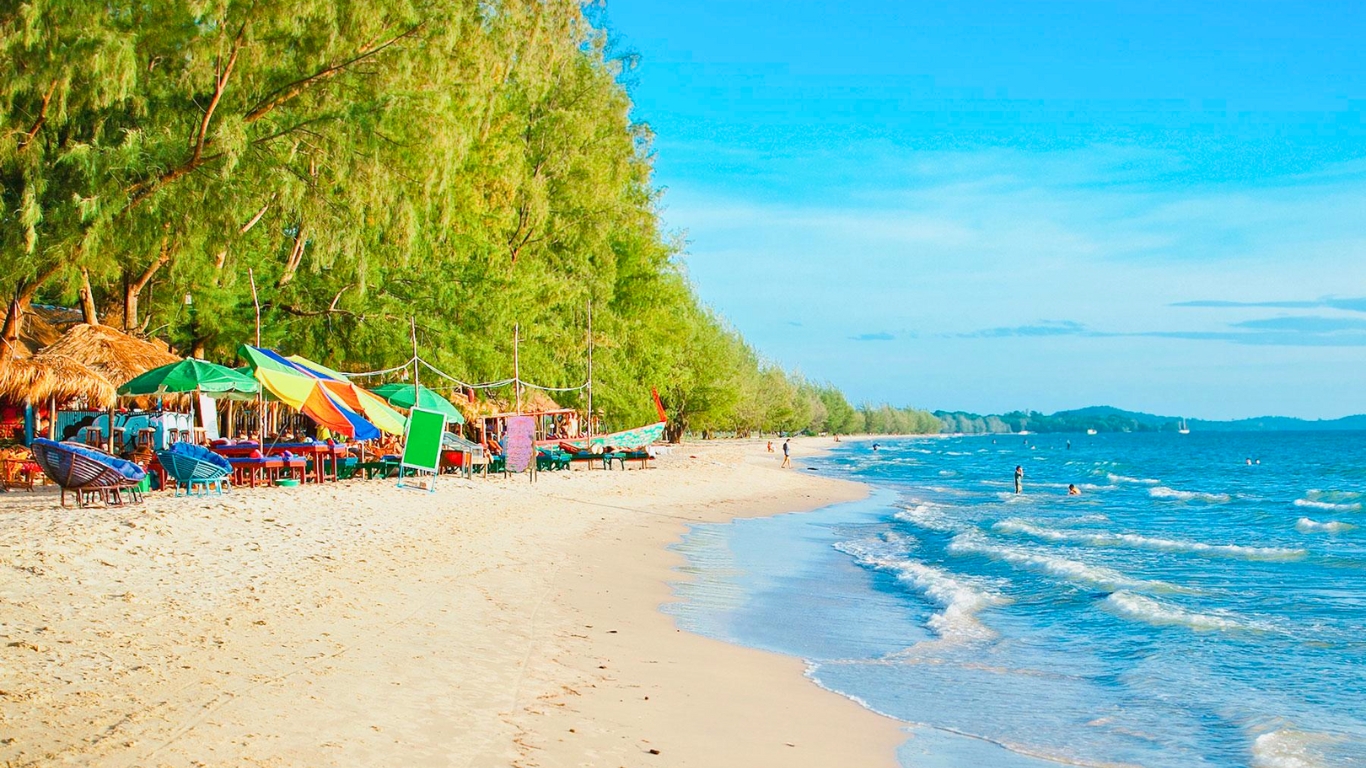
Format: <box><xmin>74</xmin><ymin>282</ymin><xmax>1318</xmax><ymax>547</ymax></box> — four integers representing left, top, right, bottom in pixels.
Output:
<box><xmin>0</xmin><ymin>0</ymin><xmax>936</xmax><ymax>437</ymax></box>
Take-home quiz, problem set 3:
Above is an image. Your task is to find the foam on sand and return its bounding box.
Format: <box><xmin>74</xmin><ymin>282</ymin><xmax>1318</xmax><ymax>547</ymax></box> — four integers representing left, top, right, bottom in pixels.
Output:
<box><xmin>993</xmin><ymin>519</ymin><xmax>1306</xmax><ymax>561</ymax></box>
<box><xmin>1103</xmin><ymin>591</ymin><xmax>1250</xmax><ymax>632</ymax></box>
<box><xmin>948</xmin><ymin>533</ymin><xmax>1189</xmax><ymax>593</ymax></box>
<box><xmin>1295</xmin><ymin>517</ymin><xmax>1356</xmax><ymax>534</ymax></box>
<box><xmin>1149</xmin><ymin>486</ymin><xmax>1231</xmax><ymax>503</ymax></box>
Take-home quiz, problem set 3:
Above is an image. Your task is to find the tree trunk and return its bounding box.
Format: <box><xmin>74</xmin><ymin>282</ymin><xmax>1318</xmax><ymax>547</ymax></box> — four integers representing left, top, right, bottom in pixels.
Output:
<box><xmin>124</xmin><ymin>237</ymin><xmax>171</xmax><ymax>331</ymax></box>
<box><xmin>276</xmin><ymin>224</ymin><xmax>307</xmax><ymax>288</ymax></box>
<box><xmin>3</xmin><ymin>260</ymin><xmax>67</xmax><ymax>341</ymax></box>
<box><xmin>79</xmin><ymin>268</ymin><xmax>99</xmax><ymax>326</ymax></box>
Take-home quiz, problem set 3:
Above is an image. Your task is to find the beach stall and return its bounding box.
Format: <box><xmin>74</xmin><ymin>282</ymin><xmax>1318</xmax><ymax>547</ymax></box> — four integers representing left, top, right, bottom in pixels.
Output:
<box><xmin>38</xmin><ymin>323</ymin><xmax>183</xmax><ymax>452</ymax></box>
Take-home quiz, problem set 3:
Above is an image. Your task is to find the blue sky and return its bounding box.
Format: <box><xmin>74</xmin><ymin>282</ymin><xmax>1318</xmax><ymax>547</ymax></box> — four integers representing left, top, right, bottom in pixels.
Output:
<box><xmin>600</xmin><ymin>0</ymin><xmax>1366</xmax><ymax>419</ymax></box>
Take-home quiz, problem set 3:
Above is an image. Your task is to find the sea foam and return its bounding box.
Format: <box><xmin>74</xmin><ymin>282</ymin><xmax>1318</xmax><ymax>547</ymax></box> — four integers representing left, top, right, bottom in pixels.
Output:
<box><xmin>948</xmin><ymin>533</ymin><xmax>1188</xmax><ymax>593</ymax></box>
<box><xmin>894</xmin><ymin>502</ymin><xmax>963</xmax><ymax>533</ymax></box>
<box><xmin>1293</xmin><ymin>499</ymin><xmax>1362</xmax><ymax>512</ymax></box>
<box><xmin>1251</xmin><ymin>728</ymin><xmax>1338</xmax><ymax>768</ymax></box>
<box><xmin>993</xmin><ymin>519</ymin><xmax>1306</xmax><ymax>561</ymax></box>
<box><xmin>835</xmin><ymin>536</ymin><xmax>1005</xmax><ymax>644</ymax></box>
<box><xmin>1296</xmin><ymin>517</ymin><xmax>1356</xmax><ymax>534</ymax></box>
<box><xmin>1107</xmin><ymin>472</ymin><xmax>1161</xmax><ymax>485</ymax></box>
<box><xmin>1104</xmin><ymin>591</ymin><xmax>1248</xmax><ymax>632</ymax></box>
<box><xmin>1149</xmin><ymin>486</ymin><xmax>1232</xmax><ymax>503</ymax></box>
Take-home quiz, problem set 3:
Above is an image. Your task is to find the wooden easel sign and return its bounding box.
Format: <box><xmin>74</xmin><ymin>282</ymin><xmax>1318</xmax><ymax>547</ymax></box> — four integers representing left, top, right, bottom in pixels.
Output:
<box><xmin>398</xmin><ymin>407</ymin><xmax>446</xmax><ymax>492</ymax></box>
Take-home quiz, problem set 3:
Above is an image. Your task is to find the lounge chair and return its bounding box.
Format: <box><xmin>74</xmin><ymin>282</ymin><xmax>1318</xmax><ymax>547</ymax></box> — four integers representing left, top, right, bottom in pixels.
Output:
<box><xmin>158</xmin><ymin>442</ymin><xmax>233</xmax><ymax>496</ymax></box>
<box><xmin>30</xmin><ymin>438</ymin><xmax>147</xmax><ymax>507</ymax></box>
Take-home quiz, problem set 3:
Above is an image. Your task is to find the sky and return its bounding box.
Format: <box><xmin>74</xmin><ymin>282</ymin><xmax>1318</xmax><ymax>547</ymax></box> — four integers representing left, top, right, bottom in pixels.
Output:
<box><xmin>598</xmin><ymin>0</ymin><xmax>1366</xmax><ymax>419</ymax></box>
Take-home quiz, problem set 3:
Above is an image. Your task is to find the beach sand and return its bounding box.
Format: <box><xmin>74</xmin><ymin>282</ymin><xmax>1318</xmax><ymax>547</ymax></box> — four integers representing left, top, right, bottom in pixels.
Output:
<box><xmin>0</xmin><ymin>438</ymin><xmax>903</xmax><ymax>767</ymax></box>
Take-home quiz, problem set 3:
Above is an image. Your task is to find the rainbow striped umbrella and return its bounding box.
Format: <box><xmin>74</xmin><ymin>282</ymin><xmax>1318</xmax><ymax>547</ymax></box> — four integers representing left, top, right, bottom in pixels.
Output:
<box><xmin>238</xmin><ymin>345</ymin><xmax>380</xmax><ymax>440</ymax></box>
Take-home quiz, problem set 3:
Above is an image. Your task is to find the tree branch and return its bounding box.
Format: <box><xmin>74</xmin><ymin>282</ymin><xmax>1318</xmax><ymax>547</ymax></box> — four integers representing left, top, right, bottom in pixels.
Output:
<box><xmin>243</xmin><ymin>23</ymin><xmax>424</xmax><ymax>124</ymax></box>
<box><xmin>191</xmin><ymin>25</ymin><xmax>246</xmax><ymax>164</ymax></box>
<box><xmin>17</xmin><ymin>80</ymin><xmax>57</xmax><ymax>150</ymax></box>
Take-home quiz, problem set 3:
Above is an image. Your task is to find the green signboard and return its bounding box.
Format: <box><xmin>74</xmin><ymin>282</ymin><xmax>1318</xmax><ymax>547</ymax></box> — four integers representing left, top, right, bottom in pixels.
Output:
<box><xmin>399</xmin><ymin>407</ymin><xmax>446</xmax><ymax>489</ymax></box>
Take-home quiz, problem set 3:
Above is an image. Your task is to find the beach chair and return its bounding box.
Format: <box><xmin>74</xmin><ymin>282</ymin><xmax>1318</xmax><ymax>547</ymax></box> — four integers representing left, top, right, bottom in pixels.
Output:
<box><xmin>30</xmin><ymin>438</ymin><xmax>147</xmax><ymax>507</ymax></box>
<box><xmin>158</xmin><ymin>442</ymin><xmax>233</xmax><ymax>496</ymax></box>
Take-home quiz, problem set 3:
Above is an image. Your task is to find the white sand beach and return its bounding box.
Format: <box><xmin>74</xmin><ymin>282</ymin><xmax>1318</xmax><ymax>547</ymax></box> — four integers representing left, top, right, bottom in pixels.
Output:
<box><xmin>0</xmin><ymin>438</ymin><xmax>902</xmax><ymax>767</ymax></box>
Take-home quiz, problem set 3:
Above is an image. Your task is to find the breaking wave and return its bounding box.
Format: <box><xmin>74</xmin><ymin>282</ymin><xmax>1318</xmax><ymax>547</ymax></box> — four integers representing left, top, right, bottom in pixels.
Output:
<box><xmin>948</xmin><ymin>533</ymin><xmax>1189</xmax><ymax>593</ymax></box>
<box><xmin>1107</xmin><ymin>472</ymin><xmax>1161</xmax><ymax>485</ymax></box>
<box><xmin>993</xmin><ymin>519</ymin><xmax>1306</xmax><ymax>561</ymax></box>
<box><xmin>1149</xmin><ymin>486</ymin><xmax>1232</xmax><ymax>503</ymax></box>
<box><xmin>835</xmin><ymin>536</ymin><xmax>1006</xmax><ymax>644</ymax></box>
<box><xmin>1104</xmin><ymin>591</ymin><xmax>1249</xmax><ymax>632</ymax></box>
<box><xmin>1296</xmin><ymin>518</ymin><xmax>1356</xmax><ymax>534</ymax></box>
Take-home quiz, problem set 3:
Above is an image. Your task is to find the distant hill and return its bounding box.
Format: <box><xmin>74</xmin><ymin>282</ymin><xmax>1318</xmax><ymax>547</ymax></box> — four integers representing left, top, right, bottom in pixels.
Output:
<box><xmin>932</xmin><ymin>406</ymin><xmax>1366</xmax><ymax>434</ymax></box>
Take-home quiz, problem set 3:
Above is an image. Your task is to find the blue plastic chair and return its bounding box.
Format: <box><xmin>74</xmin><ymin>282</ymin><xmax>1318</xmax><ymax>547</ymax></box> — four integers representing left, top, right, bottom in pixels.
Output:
<box><xmin>158</xmin><ymin>442</ymin><xmax>233</xmax><ymax>496</ymax></box>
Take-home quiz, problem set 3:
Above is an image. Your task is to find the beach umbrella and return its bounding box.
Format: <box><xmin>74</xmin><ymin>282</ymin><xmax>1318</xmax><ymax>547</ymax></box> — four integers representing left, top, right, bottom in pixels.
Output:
<box><xmin>280</xmin><ymin>354</ymin><xmax>408</xmax><ymax>435</ymax></box>
<box><xmin>238</xmin><ymin>345</ymin><xmax>381</xmax><ymax>440</ymax></box>
<box><xmin>117</xmin><ymin>358</ymin><xmax>261</xmax><ymax>399</ymax></box>
<box><xmin>372</xmin><ymin>383</ymin><xmax>466</xmax><ymax>424</ymax></box>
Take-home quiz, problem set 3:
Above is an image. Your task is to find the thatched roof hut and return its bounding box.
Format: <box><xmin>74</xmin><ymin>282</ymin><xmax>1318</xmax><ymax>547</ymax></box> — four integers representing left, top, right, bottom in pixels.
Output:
<box><xmin>38</xmin><ymin>323</ymin><xmax>180</xmax><ymax>388</ymax></box>
<box><xmin>0</xmin><ymin>353</ymin><xmax>117</xmax><ymax>407</ymax></box>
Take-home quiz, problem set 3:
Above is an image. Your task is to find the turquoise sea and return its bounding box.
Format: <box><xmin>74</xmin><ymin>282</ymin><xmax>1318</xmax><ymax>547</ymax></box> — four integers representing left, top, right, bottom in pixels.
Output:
<box><xmin>667</xmin><ymin>434</ymin><xmax>1366</xmax><ymax>767</ymax></box>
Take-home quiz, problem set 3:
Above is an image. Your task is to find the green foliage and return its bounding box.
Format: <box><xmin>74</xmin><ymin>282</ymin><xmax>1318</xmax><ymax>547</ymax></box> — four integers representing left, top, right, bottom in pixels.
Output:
<box><xmin>0</xmin><ymin>0</ymin><xmax>906</xmax><ymax>438</ymax></box>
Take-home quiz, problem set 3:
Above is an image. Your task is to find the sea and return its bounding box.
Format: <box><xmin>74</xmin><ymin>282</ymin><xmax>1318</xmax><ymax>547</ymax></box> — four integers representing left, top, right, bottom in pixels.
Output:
<box><xmin>666</xmin><ymin>433</ymin><xmax>1366</xmax><ymax>768</ymax></box>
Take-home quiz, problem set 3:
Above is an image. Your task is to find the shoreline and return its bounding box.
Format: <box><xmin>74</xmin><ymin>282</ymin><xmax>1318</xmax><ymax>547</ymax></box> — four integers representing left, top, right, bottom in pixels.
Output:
<box><xmin>0</xmin><ymin>437</ymin><xmax>905</xmax><ymax>767</ymax></box>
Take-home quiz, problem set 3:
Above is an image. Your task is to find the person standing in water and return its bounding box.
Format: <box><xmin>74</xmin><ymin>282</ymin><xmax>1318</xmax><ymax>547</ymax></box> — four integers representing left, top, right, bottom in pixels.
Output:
<box><xmin>1068</xmin><ymin>484</ymin><xmax>1081</xmax><ymax>495</ymax></box>
<box><xmin>1014</xmin><ymin>465</ymin><xmax>1024</xmax><ymax>494</ymax></box>
<box><xmin>781</xmin><ymin>439</ymin><xmax>792</xmax><ymax>468</ymax></box>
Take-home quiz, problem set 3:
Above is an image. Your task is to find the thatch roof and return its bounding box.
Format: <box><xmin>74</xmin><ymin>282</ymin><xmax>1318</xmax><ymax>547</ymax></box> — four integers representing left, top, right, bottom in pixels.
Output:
<box><xmin>0</xmin><ymin>352</ymin><xmax>117</xmax><ymax>407</ymax></box>
<box><xmin>476</xmin><ymin>389</ymin><xmax>568</xmax><ymax>418</ymax></box>
<box><xmin>38</xmin><ymin>323</ymin><xmax>180</xmax><ymax>388</ymax></box>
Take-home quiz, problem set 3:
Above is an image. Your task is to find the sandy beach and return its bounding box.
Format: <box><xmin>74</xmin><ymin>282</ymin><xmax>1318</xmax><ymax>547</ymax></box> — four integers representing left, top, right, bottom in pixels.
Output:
<box><xmin>0</xmin><ymin>438</ymin><xmax>903</xmax><ymax>767</ymax></box>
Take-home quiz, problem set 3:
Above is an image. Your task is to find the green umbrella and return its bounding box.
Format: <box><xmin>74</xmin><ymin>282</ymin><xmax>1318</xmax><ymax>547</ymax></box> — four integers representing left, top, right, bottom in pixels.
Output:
<box><xmin>372</xmin><ymin>383</ymin><xmax>465</xmax><ymax>424</ymax></box>
<box><xmin>118</xmin><ymin>358</ymin><xmax>261</xmax><ymax>399</ymax></box>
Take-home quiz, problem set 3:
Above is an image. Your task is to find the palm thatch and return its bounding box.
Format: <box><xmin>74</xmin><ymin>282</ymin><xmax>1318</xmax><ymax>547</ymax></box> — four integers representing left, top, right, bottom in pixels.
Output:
<box><xmin>38</xmin><ymin>323</ymin><xmax>180</xmax><ymax>388</ymax></box>
<box><xmin>0</xmin><ymin>353</ymin><xmax>117</xmax><ymax>407</ymax></box>
<box><xmin>481</xmin><ymin>389</ymin><xmax>566</xmax><ymax>416</ymax></box>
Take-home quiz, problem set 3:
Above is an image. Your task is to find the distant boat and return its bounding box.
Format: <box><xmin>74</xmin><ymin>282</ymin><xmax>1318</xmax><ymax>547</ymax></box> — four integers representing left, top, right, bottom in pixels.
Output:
<box><xmin>1178</xmin><ymin>418</ymin><xmax>1190</xmax><ymax>435</ymax></box>
<box><xmin>1086</xmin><ymin>428</ymin><xmax>1098</xmax><ymax>436</ymax></box>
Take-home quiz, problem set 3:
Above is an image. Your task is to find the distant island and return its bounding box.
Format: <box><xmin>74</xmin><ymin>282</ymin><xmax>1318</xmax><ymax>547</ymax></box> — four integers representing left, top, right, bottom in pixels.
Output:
<box><xmin>932</xmin><ymin>405</ymin><xmax>1366</xmax><ymax>434</ymax></box>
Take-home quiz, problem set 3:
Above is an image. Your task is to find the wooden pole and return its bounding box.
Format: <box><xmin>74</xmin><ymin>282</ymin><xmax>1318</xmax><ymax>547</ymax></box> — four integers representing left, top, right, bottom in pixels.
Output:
<box><xmin>513</xmin><ymin>323</ymin><xmax>521</xmax><ymax>413</ymax></box>
<box><xmin>411</xmin><ymin>316</ymin><xmax>419</xmax><ymax>396</ymax></box>
<box><xmin>586</xmin><ymin>300</ymin><xmax>593</xmax><ymax>440</ymax></box>
<box><xmin>249</xmin><ymin>268</ymin><xmax>263</xmax><ymax>443</ymax></box>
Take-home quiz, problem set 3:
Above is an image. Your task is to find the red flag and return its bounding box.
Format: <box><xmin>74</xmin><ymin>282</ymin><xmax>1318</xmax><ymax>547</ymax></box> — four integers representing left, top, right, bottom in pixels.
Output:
<box><xmin>652</xmin><ymin>388</ymin><xmax>668</xmax><ymax>423</ymax></box>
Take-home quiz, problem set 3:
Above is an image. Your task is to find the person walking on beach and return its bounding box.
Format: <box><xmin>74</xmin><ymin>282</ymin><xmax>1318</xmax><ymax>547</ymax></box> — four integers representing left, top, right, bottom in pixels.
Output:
<box><xmin>781</xmin><ymin>439</ymin><xmax>792</xmax><ymax>468</ymax></box>
<box><xmin>1014</xmin><ymin>465</ymin><xmax>1024</xmax><ymax>494</ymax></box>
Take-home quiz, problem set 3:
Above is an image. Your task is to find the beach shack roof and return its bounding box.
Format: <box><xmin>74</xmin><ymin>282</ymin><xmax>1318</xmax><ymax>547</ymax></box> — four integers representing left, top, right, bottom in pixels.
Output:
<box><xmin>483</xmin><ymin>389</ymin><xmax>569</xmax><ymax>417</ymax></box>
<box><xmin>38</xmin><ymin>323</ymin><xmax>181</xmax><ymax>388</ymax></box>
<box><xmin>0</xmin><ymin>352</ymin><xmax>117</xmax><ymax>407</ymax></box>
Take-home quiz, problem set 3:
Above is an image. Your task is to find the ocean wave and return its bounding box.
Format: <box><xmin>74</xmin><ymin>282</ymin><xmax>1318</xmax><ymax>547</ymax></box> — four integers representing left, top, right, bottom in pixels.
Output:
<box><xmin>993</xmin><ymin>519</ymin><xmax>1306</xmax><ymax>561</ymax></box>
<box><xmin>1104</xmin><ymin>591</ymin><xmax>1248</xmax><ymax>632</ymax></box>
<box><xmin>835</xmin><ymin>538</ymin><xmax>1005</xmax><ymax>643</ymax></box>
<box><xmin>1107</xmin><ymin>473</ymin><xmax>1161</xmax><ymax>485</ymax></box>
<box><xmin>1293</xmin><ymin>499</ymin><xmax>1362</xmax><ymax>512</ymax></box>
<box><xmin>894</xmin><ymin>503</ymin><xmax>963</xmax><ymax>533</ymax></box>
<box><xmin>1149</xmin><ymin>486</ymin><xmax>1232</xmax><ymax>503</ymax></box>
<box><xmin>1251</xmin><ymin>727</ymin><xmax>1340</xmax><ymax>768</ymax></box>
<box><xmin>949</xmin><ymin>533</ymin><xmax>1188</xmax><ymax>592</ymax></box>
<box><xmin>1296</xmin><ymin>517</ymin><xmax>1357</xmax><ymax>534</ymax></box>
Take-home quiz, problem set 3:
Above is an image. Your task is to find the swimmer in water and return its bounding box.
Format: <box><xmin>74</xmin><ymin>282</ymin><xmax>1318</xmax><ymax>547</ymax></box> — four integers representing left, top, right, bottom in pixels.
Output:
<box><xmin>1068</xmin><ymin>484</ymin><xmax>1081</xmax><ymax>496</ymax></box>
<box><xmin>872</xmin><ymin>442</ymin><xmax>879</xmax><ymax>452</ymax></box>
